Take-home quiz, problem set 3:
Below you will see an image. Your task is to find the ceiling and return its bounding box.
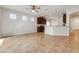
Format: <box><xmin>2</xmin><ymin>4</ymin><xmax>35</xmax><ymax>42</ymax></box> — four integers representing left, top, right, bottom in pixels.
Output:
<box><xmin>1</xmin><ymin>5</ymin><xmax>79</xmax><ymax>16</ymax></box>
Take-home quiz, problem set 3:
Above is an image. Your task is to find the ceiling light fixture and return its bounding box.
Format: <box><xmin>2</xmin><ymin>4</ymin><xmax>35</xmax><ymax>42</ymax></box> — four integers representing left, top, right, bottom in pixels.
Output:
<box><xmin>32</xmin><ymin>9</ymin><xmax>36</xmax><ymax>12</ymax></box>
<box><xmin>26</xmin><ymin>5</ymin><xmax>40</xmax><ymax>13</ymax></box>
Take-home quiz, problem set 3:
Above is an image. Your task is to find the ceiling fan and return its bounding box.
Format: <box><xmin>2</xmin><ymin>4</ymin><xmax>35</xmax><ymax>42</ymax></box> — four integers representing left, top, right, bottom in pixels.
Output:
<box><xmin>26</xmin><ymin>5</ymin><xmax>40</xmax><ymax>12</ymax></box>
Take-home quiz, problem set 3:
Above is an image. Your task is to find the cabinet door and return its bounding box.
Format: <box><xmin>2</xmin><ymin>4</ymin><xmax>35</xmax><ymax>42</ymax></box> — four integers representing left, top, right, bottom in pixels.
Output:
<box><xmin>37</xmin><ymin>17</ymin><xmax>46</xmax><ymax>24</ymax></box>
<box><xmin>37</xmin><ymin>26</ymin><xmax>44</xmax><ymax>32</ymax></box>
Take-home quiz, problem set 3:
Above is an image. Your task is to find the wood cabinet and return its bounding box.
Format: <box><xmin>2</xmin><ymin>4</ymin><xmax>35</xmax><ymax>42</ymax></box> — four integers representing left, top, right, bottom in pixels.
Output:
<box><xmin>37</xmin><ymin>16</ymin><xmax>46</xmax><ymax>32</ymax></box>
<box><xmin>37</xmin><ymin>26</ymin><xmax>44</xmax><ymax>32</ymax></box>
<box><xmin>37</xmin><ymin>17</ymin><xmax>46</xmax><ymax>24</ymax></box>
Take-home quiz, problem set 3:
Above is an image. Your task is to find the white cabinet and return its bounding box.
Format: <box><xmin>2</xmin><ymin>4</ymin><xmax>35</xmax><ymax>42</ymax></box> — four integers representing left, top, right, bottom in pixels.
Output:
<box><xmin>45</xmin><ymin>26</ymin><xmax>69</xmax><ymax>36</ymax></box>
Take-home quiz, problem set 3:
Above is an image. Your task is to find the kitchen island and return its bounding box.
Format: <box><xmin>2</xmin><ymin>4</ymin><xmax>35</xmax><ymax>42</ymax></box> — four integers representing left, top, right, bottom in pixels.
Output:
<box><xmin>45</xmin><ymin>26</ymin><xmax>69</xmax><ymax>36</ymax></box>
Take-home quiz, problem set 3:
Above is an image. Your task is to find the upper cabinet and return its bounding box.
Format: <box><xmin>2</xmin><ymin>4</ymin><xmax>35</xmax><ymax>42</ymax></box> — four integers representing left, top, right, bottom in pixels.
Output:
<box><xmin>37</xmin><ymin>17</ymin><xmax>46</xmax><ymax>24</ymax></box>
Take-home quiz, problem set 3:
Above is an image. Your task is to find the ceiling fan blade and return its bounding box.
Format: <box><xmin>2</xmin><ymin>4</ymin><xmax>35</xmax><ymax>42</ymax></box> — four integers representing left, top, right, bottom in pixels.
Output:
<box><xmin>35</xmin><ymin>10</ymin><xmax>38</xmax><ymax>12</ymax></box>
<box><xmin>25</xmin><ymin>5</ymin><xmax>40</xmax><ymax>12</ymax></box>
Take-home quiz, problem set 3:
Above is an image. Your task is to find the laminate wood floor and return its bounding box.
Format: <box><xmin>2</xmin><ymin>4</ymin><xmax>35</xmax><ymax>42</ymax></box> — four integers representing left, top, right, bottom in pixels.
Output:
<box><xmin>0</xmin><ymin>30</ymin><xmax>79</xmax><ymax>53</ymax></box>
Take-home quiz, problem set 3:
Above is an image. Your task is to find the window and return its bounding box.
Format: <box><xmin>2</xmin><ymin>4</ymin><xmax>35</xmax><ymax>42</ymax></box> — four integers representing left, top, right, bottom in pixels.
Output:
<box><xmin>22</xmin><ymin>16</ymin><xmax>27</xmax><ymax>21</ymax></box>
<box><xmin>31</xmin><ymin>17</ymin><xmax>35</xmax><ymax>22</ymax></box>
<box><xmin>9</xmin><ymin>13</ymin><xmax>16</xmax><ymax>20</ymax></box>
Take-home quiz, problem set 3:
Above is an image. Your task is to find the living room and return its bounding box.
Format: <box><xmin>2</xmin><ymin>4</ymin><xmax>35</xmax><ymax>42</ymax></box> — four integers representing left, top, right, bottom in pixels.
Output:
<box><xmin>0</xmin><ymin>5</ymin><xmax>79</xmax><ymax>52</ymax></box>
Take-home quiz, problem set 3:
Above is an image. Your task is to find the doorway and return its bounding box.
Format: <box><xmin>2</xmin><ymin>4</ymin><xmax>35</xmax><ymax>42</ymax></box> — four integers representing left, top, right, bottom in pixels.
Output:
<box><xmin>70</xmin><ymin>13</ymin><xmax>79</xmax><ymax>31</ymax></box>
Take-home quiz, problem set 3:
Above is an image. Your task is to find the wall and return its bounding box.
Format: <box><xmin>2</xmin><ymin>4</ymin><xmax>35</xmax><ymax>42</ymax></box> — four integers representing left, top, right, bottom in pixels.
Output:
<box><xmin>46</xmin><ymin>15</ymin><xmax>63</xmax><ymax>26</ymax></box>
<box><xmin>0</xmin><ymin>8</ymin><xmax>1</xmax><ymax>38</ymax></box>
<box><xmin>0</xmin><ymin>7</ymin><xmax>37</xmax><ymax>37</ymax></box>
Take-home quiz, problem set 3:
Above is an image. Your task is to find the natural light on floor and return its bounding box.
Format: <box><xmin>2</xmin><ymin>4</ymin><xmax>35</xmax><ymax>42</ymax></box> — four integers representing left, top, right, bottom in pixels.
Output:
<box><xmin>0</xmin><ymin>38</ymin><xmax>5</xmax><ymax>46</ymax></box>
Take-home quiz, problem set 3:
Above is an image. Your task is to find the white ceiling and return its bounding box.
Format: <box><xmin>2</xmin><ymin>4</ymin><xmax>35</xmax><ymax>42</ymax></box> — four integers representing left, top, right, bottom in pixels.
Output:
<box><xmin>1</xmin><ymin>5</ymin><xmax>79</xmax><ymax>16</ymax></box>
